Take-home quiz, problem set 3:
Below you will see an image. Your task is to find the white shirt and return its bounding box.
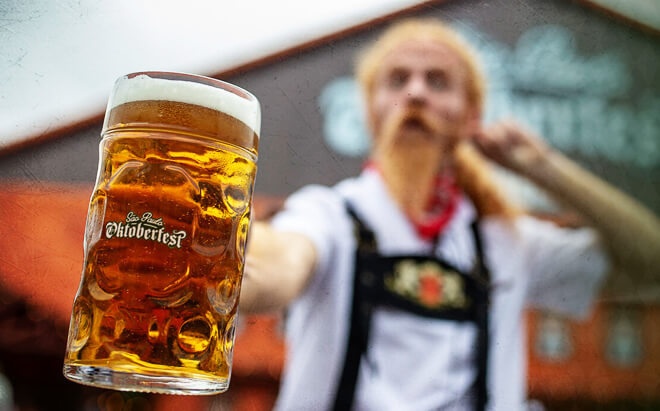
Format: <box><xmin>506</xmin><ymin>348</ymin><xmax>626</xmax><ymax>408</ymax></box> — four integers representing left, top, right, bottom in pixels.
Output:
<box><xmin>270</xmin><ymin>169</ymin><xmax>608</xmax><ymax>411</ymax></box>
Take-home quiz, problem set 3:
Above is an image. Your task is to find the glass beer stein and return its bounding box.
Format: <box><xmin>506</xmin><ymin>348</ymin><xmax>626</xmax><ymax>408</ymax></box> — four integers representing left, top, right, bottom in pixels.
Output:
<box><xmin>63</xmin><ymin>72</ymin><xmax>260</xmax><ymax>394</ymax></box>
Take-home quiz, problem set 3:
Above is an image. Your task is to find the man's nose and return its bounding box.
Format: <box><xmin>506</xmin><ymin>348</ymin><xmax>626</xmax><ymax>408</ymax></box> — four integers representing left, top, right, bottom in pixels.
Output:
<box><xmin>404</xmin><ymin>75</ymin><xmax>427</xmax><ymax>105</ymax></box>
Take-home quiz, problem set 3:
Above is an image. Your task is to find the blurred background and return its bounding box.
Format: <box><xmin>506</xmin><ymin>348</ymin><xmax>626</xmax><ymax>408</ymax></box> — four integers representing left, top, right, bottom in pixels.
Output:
<box><xmin>1</xmin><ymin>0</ymin><xmax>659</xmax><ymax>409</ymax></box>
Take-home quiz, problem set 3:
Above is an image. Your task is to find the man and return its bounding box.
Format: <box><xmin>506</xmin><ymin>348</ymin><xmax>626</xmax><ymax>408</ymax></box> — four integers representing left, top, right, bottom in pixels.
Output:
<box><xmin>240</xmin><ymin>19</ymin><xmax>660</xmax><ymax>411</ymax></box>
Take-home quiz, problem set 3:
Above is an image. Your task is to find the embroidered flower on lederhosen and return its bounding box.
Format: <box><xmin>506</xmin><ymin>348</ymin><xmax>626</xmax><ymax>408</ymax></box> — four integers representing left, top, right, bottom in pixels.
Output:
<box><xmin>419</xmin><ymin>264</ymin><xmax>444</xmax><ymax>307</ymax></box>
<box><xmin>386</xmin><ymin>260</ymin><xmax>467</xmax><ymax>309</ymax></box>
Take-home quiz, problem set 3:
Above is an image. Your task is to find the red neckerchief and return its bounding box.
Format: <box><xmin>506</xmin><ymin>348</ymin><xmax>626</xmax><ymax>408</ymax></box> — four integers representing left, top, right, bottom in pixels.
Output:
<box><xmin>364</xmin><ymin>161</ymin><xmax>460</xmax><ymax>241</ymax></box>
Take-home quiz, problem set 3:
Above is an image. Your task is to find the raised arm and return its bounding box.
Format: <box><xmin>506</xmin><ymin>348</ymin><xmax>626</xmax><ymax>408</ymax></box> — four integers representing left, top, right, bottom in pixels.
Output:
<box><xmin>239</xmin><ymin>221</ymin><xmax>318</xmax><ymax>313</ymax></box>
<box><xmin>473</xmin><ymin>120</ymin><xmax>660</xmax><ymax>278</ymax></box>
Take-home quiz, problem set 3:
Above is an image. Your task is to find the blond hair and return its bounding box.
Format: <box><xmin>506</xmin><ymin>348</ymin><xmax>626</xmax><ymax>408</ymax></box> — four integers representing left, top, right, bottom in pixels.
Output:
<box><xmin>357</xmin><ymin>18</ymin><xmax>519</xmax><ymax>218</ymax></box>
<box><xmin>454</xmin><ymin>143</ymin><xmax>520</xmax><ymax>218</ymax></box>
<box><xmin>356</xmin><ymin>18</ymin><xmax>485</xmax><ymax>116</ymax></box>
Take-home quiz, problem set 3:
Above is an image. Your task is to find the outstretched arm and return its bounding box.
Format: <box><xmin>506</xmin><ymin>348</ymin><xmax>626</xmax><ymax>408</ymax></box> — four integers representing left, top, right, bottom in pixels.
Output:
<box><xmin>239</xmin><ymin>222</ymin><xmax>318</xmax><ymax>313</ymax></box>
<box><xmin>473</xmin><ymin>120</ymin><xmax>660</xmax><ymax>278</ymax></box>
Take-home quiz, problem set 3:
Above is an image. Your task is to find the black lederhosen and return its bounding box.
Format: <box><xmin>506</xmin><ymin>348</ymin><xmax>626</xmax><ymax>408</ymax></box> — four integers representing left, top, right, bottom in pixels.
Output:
<box><xmin>332</xmin><ymin>204</ymin><xmax>491</xmax><ymax>411</ymax></box>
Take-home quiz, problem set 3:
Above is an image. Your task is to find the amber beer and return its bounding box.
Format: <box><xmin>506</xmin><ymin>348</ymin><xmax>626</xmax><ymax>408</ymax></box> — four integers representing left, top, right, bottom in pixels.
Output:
<box><xmin>63</xmin><ymin>72</ymin><xmax>260</xmax><ymax>394</ymax></box>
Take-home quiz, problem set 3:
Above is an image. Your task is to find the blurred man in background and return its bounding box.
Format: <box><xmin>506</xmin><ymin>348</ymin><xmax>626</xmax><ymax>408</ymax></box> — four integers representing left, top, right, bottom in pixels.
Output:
<box><xmin>240</xmin><ymin>19</ymin><xmax>660</xmax><ymax>411</ymax></box>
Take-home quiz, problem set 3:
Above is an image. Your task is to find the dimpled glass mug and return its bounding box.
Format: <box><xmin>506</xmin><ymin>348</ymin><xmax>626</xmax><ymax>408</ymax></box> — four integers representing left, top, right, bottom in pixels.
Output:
<box><xmin>63</xmin><ymin>72</ymin><xmax>260</xmax><ymax>394</ymax></box>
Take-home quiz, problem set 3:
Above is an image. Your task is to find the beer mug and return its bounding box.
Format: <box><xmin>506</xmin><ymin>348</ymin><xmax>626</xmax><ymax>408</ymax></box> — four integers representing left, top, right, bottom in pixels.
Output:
<box><xmin>63</xmin><ymin>72</ymin><xmax>260</xmax><ymax>394</ymax></box>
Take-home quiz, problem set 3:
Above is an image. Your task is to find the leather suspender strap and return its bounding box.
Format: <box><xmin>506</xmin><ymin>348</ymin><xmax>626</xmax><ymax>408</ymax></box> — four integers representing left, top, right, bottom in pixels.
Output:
<box><xmin>471</xmin><ymin>221</ymin><xmax>491</xmax><ymax>411</ymax></box>
<box><xmin>332</xmin><ymin>205</ymin><xmax>375</xmax><ymax>411</ymax></box>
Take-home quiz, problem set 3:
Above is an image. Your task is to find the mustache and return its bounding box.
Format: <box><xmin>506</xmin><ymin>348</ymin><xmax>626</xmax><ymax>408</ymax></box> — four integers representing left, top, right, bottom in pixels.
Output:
<box><xmin>379</xmin><ymin>108</ymin><xmax>443</xmax><ymax>142</ymax></box>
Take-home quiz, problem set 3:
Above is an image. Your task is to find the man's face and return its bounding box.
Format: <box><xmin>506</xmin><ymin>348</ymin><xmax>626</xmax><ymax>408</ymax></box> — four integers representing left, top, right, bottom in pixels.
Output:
<box><xmin>369</xmin><ymin>39</ymin><xmax>475</xmax><ymax>154</ymax></box>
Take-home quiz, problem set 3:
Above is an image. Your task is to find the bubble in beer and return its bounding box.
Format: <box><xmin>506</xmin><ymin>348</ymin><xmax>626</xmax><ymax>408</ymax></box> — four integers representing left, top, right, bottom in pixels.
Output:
<box><xmin>68</xmin><ymin>298</ymin><xmax>92</xmax><ymax>351</ymax></box>
<box><xmin>178</xmin><ymin>316</ymin><xmax>212</xmax><ymax>353</ymax></box>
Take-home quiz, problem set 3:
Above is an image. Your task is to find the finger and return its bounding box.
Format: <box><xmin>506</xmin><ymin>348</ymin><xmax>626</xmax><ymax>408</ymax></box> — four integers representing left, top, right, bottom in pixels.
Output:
<box><xmin>473</xmin><ymin>131</ymin><xmax>503</xmax><ymax>164</ymax></box>
<box><xmin>471</xmin><ymin>129</ymin><xmax>487</xmax><ymax>147</ymax></box>
<box><xmin>484</xmin><ymin>123</ymin><xmax>509</xmax><ymax>151</ymax></box>
<box><xmin>471</xmin><ymin>129</ymin><xmax>494</xmax><ymax>155</ymax></box>
<box><xmin>502</xmin><ymin>121</ymin><xmax>550</xmax><ymax>153</ymax></box>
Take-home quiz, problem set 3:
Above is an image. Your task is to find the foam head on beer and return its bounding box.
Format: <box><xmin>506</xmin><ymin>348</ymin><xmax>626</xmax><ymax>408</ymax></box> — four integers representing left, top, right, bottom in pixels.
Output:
<box><xmin>103</xmin><ymin>72</ymin><xmax>261</xmax><ymax>153</ymax></box>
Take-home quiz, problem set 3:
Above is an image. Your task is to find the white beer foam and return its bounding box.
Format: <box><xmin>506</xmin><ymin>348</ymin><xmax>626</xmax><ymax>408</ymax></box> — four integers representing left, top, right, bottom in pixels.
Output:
<box><xmin>109</xmin><ymin>74</ymin><xmax>261</xmax><ymax>135</ymax></box>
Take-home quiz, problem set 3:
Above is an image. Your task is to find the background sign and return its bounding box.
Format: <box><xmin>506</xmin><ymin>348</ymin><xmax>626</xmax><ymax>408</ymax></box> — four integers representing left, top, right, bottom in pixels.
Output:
<box><xmin>319</xmin><ymin>23</ymin><xmax>660</xmax><ymax>210</ymax></box>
